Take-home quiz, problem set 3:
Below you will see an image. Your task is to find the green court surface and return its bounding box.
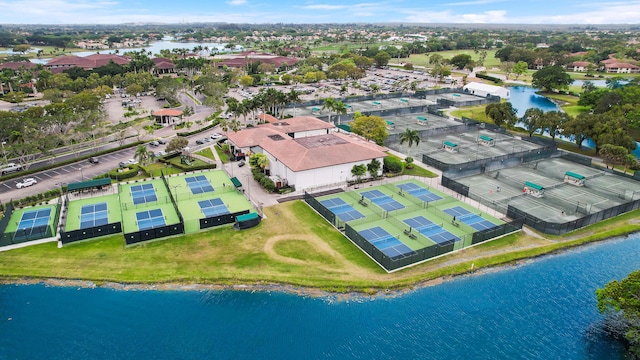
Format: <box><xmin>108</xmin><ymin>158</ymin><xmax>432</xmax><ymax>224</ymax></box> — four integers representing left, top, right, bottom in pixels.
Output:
<box><xmin>118</xmin><ymin>179</ymin><xmax>181</xmax><ymax>233</ymax></box>
<box><xmin>4</xmin><ymin>204</ymin><xmax>57</xmax><ymax>234</ymax></box>
<box><xmin>165</xmin><ymin>170</ymin><xmax>254</xmax><ymax>233</ymax></box>
<box><xmin>316</xmin><ymin>179</ymin><xmax>505</xmax><ymax>254</ymax></box>
<box><xmin>64</xmin><ymin>194</ymin><xmax>122</xmax><ymax>232</ymax></box>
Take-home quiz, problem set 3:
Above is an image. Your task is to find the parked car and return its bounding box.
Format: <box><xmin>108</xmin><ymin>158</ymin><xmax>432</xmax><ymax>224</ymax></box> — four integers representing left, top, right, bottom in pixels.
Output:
<box><xmin>0</xmin><ymin>162</ymin><xmax>24</xmax><ymax>175</ymax></box>
<box><xmin>16</xmin><ymin>178</ymin><xmax>37</xmax><ymax>189</ymax></box>
<box><xmin>155</xmin><ymin>151</ymin><xmax>167</xmax><ymax>157</ymax></box>
<box><xmin>119</xmin><ymin>159</ymin><xmax>137</xmax><ymax>168</ymax></box>
<box><xmin>238</xmin><ymin>160</ymin><xmax>246</xmax><ymax>167</ymax></box>
<box><xmin>210</xmin><ymin>133</ymin><xmax>223</xmax><ymax>139</ymax></box>
<box><xmin>88</xmin><ymin>157</ymin><xmax>100</xmax><ymax>164</ymax></box>
<box><xmin>157</xmin><ymin>138</ymin><xmax>167</xmax><ymax>144</ymax></box>
<box><xmin>149</xmin><ymin>140</ymin><xmax>159</xmax><ymax>147</ymax></box>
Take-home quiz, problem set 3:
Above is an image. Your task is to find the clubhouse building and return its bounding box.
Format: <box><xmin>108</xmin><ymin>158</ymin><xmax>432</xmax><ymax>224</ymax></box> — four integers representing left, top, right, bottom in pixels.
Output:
<box><xmin>226</xmin><ymin>116</ymin><xmax>387</xmax><ymax>190</ymax></box>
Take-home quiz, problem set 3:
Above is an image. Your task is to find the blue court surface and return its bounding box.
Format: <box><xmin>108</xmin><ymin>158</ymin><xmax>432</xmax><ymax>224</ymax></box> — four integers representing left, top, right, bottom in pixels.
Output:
<box><xmin>443</xmin><ymin>206</ymin><xmax>498</xmax><ymax>231</ymax></box>
<box><xmin>185</xmin><ymin>175</ymin><xmax>214</xmax><ymax>195</ymax></box>
<box><xmin>136</xmin><ymin>209</ymin><xmax>166</xmax><ymax>231</ymax></box>
<box><xmin>15</xmin><ymin>208</ymin><xmax>51</xmax><ymax>239</ymax></box>
<box><xmin>403</xmin><ymin>216</ymin><xmax>459</xmax><ymax>245</ymax></box>
<box><xmin>360</xmin><ymin>190</ymin><xmax>405</xmax><ymax>211</ymax></box>
<box><xmin>131</xmin><ymin>183</ymin><xmax>157</xmax><ymax>205</ymax></box>
<box><xmin>358</xmin><ymin>226</ymin><xmax>416</xmax><ymax>260</ymax></box>
<box><xmin>320</xmin><ymin>197</ymin><xmax>364</xmax><ymax>222</ymax></box>
<box><xmin>398</xmin><ymin>183</ymin><xmax>442</xmax><ymax>203</ymax></box>
<box><xmin>80</xmin><ymin>202</ymin><xmax>109</xmax><ymax>229</ymax></box>
<box><xmin>198</xmin><ymin>198</ymin><xmax>230</xmax><ymax>217</ymax></box>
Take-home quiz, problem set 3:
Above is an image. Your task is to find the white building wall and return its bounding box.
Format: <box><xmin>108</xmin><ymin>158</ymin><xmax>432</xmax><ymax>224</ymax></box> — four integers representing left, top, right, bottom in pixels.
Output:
<box><xmin>292</xmin><ymin>128</ymin><xmax>332</xmax><ymax>138</ymax></box>
<box><xmin>264</xmin><ymin>153</ymin><xmax>384</xmax><ymax>190</ymax></box>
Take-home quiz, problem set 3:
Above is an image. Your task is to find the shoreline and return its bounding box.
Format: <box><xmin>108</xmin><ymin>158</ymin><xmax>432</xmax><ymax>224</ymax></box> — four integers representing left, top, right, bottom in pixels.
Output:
<box><xmin>2</xmin><ymin>233</ymin><xmax>634</xmax><ymax>300</ymax></box>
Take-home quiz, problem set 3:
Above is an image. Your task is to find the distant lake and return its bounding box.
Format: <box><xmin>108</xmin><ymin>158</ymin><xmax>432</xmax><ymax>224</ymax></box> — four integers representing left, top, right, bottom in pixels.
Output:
<box><xmin>29</xmin><ymin>39</ymin><xmax>243</xmax><ymax>64</ymax></box>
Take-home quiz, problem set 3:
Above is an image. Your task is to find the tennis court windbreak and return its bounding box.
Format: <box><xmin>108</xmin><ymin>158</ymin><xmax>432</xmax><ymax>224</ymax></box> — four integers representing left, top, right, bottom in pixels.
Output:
<box><xmin>230</xmin><ymin>177</ymin><xmax>242</xmax><ymax>188</ymax></box>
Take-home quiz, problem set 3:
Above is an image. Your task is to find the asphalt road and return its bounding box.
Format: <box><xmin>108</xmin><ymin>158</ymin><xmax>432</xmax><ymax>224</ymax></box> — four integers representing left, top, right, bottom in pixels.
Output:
<box><xmin>0</xmin><ymin>124</ymin><xmax>225</xmax><ymax>204</ymax></box>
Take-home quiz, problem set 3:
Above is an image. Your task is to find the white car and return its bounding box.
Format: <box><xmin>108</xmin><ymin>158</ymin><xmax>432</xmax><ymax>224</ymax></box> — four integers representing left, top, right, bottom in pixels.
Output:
<box><xmin>210</xmin><ymin>133</ymin><xmax>223</xmax><ymax>139</ymax></box>
<box><xmin>16</xmin><ymin>178</ymin><xmax>37</xmax><ymax>189</ymax></box>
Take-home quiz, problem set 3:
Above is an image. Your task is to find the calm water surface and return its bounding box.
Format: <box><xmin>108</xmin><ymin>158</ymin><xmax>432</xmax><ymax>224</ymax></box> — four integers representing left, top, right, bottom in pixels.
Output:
<box><xmin>2</xmin><ymin>235</ymin><xmax>639</xmax><ymax>359</ymax></box>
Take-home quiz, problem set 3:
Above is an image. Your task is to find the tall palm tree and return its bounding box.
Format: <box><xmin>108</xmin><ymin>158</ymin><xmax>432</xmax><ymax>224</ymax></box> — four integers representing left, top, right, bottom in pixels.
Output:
<box><xmin>134</xmin><ymin>144</ymin><xmax>149</xmax><ymax>165</ymax></box>
<box><xmin>322</xmin><ymin>98</ymin><xmax>337</xmax><ymax>124</ymax></box>
<box><xmin>287</xmin><ymin>89</ymin><xmax>301</xmax><ymax>116</ymax></box>
<box><xmin>399</xmin><ymin>128</ymin><xmax>420</xmax><ymax>159</ymax></box>
<box><xmin>334</xmin><ymin>101</ymin><xmax>348</xmax><ymax>125</ymax></box>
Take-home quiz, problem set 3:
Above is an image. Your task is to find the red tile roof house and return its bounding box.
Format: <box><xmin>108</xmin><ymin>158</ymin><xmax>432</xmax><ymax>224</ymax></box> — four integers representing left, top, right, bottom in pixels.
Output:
<box><xmin>152</xmin><ymin>109</ymin><xmax>183</xmax><ymax>126</ymax></box>
<box><xmin>567</xmin><ymin>61</ymin><xmax>593</xmax><ymax>72</ymax></box>
<box><xmin>601</xmin><ymin>62</ymin><xmax>640</xmax><ymax>74</ymax></box>
<box><xmin>45</xmin><ymin>54</ymin><xmax>130</xmax><ymax>73</ymax></box>
<box><xmin>151</xmin><ymin>57</ymin><xmax>175</xmax><ymax>75</ymax></box>
<box><xmin>226</xmin><ymin>116</ymin><xmax>387</xmax><ymax>191</ymax></box>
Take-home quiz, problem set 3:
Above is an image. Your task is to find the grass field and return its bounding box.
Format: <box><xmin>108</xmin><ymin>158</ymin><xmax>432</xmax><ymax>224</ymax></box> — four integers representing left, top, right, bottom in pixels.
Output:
<box><xmin>389</xmin><ymin>49</ymin><xmax>500</xmax><ymax>69</ymax></box>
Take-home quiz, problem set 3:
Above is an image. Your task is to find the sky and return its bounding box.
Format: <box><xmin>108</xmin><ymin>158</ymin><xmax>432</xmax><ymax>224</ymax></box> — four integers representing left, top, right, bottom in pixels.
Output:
<box><xmin>1</xmin><ymin>0</ymin><xmax>640</xmax><ymax>25</ymax></box>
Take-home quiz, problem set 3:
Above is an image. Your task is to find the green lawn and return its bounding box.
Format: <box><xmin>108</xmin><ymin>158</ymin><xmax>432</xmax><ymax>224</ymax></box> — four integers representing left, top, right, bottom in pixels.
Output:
<box><xmin>195</xmin><ymin>147</ymin><xmax>216</xmax><ymax>160</ymax></box>
<box><xmin>389</xmin><ymin>49</ymin><xmax>500</xmax><ymax>69</ymax></box>
<box><xmin>214</xmin><ymin>145</ymin><xmax>230</xmax><ymax>163</ymax></box>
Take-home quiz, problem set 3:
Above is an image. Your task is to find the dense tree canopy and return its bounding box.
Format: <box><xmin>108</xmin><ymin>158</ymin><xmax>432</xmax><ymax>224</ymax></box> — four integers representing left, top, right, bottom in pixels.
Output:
<box><xmin>532</xmin><ymin>65</ymin><xmax>573</xmax><ymax>92</ymax></box>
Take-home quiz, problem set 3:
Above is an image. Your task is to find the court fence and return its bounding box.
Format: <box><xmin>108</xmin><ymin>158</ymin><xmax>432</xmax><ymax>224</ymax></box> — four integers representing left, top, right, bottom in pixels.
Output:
<box><xmin>0</xmin><ymin>201</ymin><xmax>62</xmax><ymax>246</ymax></box>
<box><xmin>0</xmin><ymin>202</ymin><xmax>15</xmax><ymax>246</ymax></box>
<box><xmin>507</xmin><ymin>198</ymin><xmax>640</xmax><ymax>235</ymax></box>
<box><xmin>344</xmin><ymin>222</ymin><xmax>455</xmax><ymax>272</ymax></box>
<box><xmin>198</xmin><ymin>209</ymin><xmax>250</xmax><ymax>230</ymax></box>
<box><xmin>304</xmin><ymin>188</ymin><xmax>520</xmax><ymax>272</ymax></box>
<box><xmin>124</xmin><ymin>222</ymin><xmax>185</xmax><ymax>246</ymax></box>
<box><xmin>61</xmin><ymin>222</ymin><xmax>122</xmax><ymax>245</ymax></box>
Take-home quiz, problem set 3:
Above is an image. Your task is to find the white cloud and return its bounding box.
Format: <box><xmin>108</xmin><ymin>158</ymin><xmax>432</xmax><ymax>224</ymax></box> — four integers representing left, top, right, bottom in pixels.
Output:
<box><xmin>227</xmin><ymin>0</ymin><xmax>247</xmax><ymax>5</ymax></box>
<box><xmin>302</xmin><ymin>4</ymin><xmax>348</xmax><ymax>10</ymax></box>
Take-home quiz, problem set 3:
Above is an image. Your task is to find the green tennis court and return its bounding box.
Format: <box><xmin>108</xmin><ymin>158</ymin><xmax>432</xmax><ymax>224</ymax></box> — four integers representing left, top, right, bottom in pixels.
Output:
<box><xmin>65</xmin><ymin>194</ymin><xmax>121</xmax><ymax>232</ymax></box>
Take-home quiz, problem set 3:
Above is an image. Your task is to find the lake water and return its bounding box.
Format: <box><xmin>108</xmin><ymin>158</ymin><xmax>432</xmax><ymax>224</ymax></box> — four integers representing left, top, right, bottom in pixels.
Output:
<box><xmin>2</xmin><ymin>234</ymin><xmax>639</xmax><ymax>359</ymax></box>
<box><xmin>28</xmin><ymin>39</ymin><xmax>241</xmax><ymax>64</ymax></box>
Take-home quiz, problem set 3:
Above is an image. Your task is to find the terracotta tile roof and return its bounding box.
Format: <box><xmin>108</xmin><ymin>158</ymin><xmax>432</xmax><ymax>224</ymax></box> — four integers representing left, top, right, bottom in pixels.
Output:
<box><xmin>257</xmin><ymin>113</ymin><xmax>279</xmax><ymax>123</ymax></box>
<box><xmin>227</xmin><ymin>127</ymin><xmax>287</xmax><ymax>148</ymax></box>
<box><xmin>0</xmin><ymin>61</ymin><xmax>38</xmax><ymax>71</ymax></box>
<box><xmin>570</xmin><ymin>61</ymin><xmax>592</xmax><ymax>67</ymax></box>
<box><xmin>603</xmin><ymin>62</ymin><xmax>639</xmax><ymax>69</ymax></box>
<box><xmin>260</xmin><ymin>116</ymin><xmax>334</xmax><ymax>133</ymax></box>
<box><xmin>261</xmin><ymin>132</ymin><xmax>387</xmax><ymax>172</ymax></box>
<box><xmin>46</xmin><ymin>54</ymin><xmax>130</xmax><ymax>69</ymax></box>
<box><xmin>152</xmin><ymin>109</ymin><xmax>183</xmax><ymax>116</ymax></box>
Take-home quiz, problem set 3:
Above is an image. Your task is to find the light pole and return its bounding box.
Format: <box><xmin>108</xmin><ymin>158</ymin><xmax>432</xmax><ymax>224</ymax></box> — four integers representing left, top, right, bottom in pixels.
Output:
<box><xmin>245</xmin><ymin>174</ymin><xmax>251</xmax><ymax>200</ymax></box>
<box><xmin>170</xmin><ymin>184</ymin><xmax>181</xmax><ymax>203</ymax></box>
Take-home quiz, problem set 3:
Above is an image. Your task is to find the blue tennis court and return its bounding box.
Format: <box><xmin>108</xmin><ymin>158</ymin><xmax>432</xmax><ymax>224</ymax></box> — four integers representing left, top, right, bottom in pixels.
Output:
<box><xmin>131</xmin><ymin>183</ymin><xmax>157</xmax><ymax>205</ymax></box>
<box><xmin>358</xmin><ymin>226</ymin><xmax>416</xmax><ymax>260</ymax></box>
<box><xmin>80</xmin><ymin>202</ymin><xmax>109</xmax><ymax>229</ymax></box>
<box><xmin>185</xmin><ymin>175</ymin><xmax>214</xmax><ymax>195</ymax></box>
<box><xmin>360</xmin><ymin>190</ymin><xmax>405</xmax><ymax>211</ymax></box>
<box><xmin>15</xmin><ymin>208</ymin><xmax>52</xmax><ymax>239</ymax></box>
<box><xmin>198</xmin><ymin>198</ymin><xmax>230</xmax><ymax>217</ymax></box>
<box><xmin>398</xmin><ymin>183</ymin><xmax>442</xmax><ymax>203</ymax></box>
<box><xmin>136</xmin><ymin>208</ymin><xmax>166</xmax><ymax>231</ymax></box>
<box><xmin>403</xmin><ymin>216</ymin><xmax>459</xmax><ymax>244</ymax></box>
<box><xmin>443</xmin><ymin>206</ymin><xmax>498</xmax><ymax>231</ymax></box>
<box><xmin>320</xmin><ymin>197</ymin><xmax>364</xmax><ymax>221</ymax></box>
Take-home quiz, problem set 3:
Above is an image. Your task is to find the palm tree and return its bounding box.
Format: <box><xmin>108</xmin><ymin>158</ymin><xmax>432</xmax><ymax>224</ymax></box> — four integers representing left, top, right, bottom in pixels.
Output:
<box><xmin>134</xmin><ymin>144</ymin><xmax>149</xmax><ymax>165</ymax></box>
<box><xmin>334</xmin><ymin>101</ymin><xmax>348</xmax><ymax>125</ymax></box>
<box><xmin>322</xmin><ymin>98</ymin><xmax>337</xmax><ymax>124</ymax></box>
<box><xmin>287</xmin><ymin>89</ymin><xmax>301</xmax><ymax>116</ymax></box>
<box><xmin>399</xmin><ymin>128</ymin><xmax>420</xmax><ymax>159</ymax></box>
